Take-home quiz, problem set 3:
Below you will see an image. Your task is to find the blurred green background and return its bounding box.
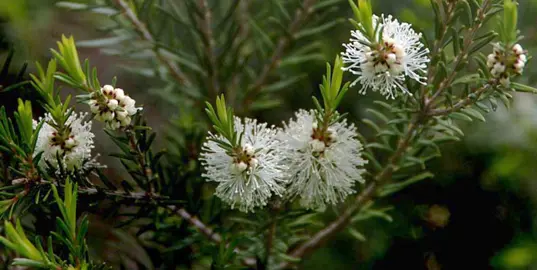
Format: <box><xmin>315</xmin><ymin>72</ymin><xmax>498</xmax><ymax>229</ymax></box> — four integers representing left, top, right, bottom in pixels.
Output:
<box><xmin>3</xmin><ymin>0</ymin><xmax>537</xmax><ymax>269</ymax></box>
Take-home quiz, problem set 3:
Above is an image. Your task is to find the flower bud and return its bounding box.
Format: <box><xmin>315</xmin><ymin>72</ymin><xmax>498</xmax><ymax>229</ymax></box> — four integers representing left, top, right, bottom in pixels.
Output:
<box><xmin>500</xmin><ymin>76</ymin><xmax>510</xmax><ymax>87</ymax></box>
<box><xmin>231</xmin><ymin>161</ymin><xmax>248</xmax><ymax>174</ymax></box>
<box><xmin>393</xmin><ymin>45</ymin><xmax>406</xmax><ymax>58</ymax></box>
<box><xmin>375</xmin><ymin>63</ymin><xmax>388</xmax><ymax>73</ymax></box>
<box><xmin>486</xmin><ymin>54</ymin><xmax>496</xmax><ymax>68</ymax></box>
<box><xmin>310</xmin><ymin>139</ymin><xmax>326</xmax><ymax>153</ymax></box>
<box><xmin>107</xmin><ymin>99</ymin><xmax>119</xmax><ymax>110</ymax></box>
<box><xmin>120</xmin><ymin>116</ymin><xmax>131</xmax><ymax>127</ymax></box>
<box><xmin>116</xmin><ymin>110</ymin><xmax>128</xmax><ymax>120</ymax></box>
<box><xmin>114</xmin><ymin>88</ymin><xmax>125</xmax><ymax>100</ymax></box>
<box><xmin>327</xmin><ymin>128</ymin><xmax>337</xmax><ymax>143</ymax></box>
<box><xmin>244</xmin><ymin>143</ymin><xmax>255</xmax><ymax>156</ymax></box>
<box><xmin>512</xmin><ymin>44</ymin><xmax>523</xmax><ymax>55</ymax></box>
<box><xmin>518</xmin><ymin>54</ymin><xmax>527</xmax><ymax>63</ymax></box>
<box><xmin>385</xmin><ymin>53</ymin><xmax>397</xmax><ymax>65</ymax></box>
<box><xmin>383</xmin><ymin>37</ymin><xmax>396</xmax><ymax>47</ymax></box>
<box><xmin>514</xmin><ymin>61</ymin><xmax>525</xmax><ymax>72</ymax></box>
<box><xmin>64</xmin><ymin>137</ymin><xmax>77</xmax><ymax>149</ymax></box>
<box><xmin>102</xmin><ymin>85</ymin><xmax>114</xmax><ymax>96</ymax></box>
<box><xmin>90</xmin><ymin>103</ymin><xmax>100</xmax><ymax>114</ymax></box>
<box><xmin>493</xmin><ymin>62</ymin><xmax>506</xmax><ymax>74</ymax></box>
<box><xmin>102</xmin><ymin>111</ymin><xmax>115</xmax><ymax>121</ymax></box>
<box><xmin>249</xmin><ymin>158</ymin><xmax>258</xmax><ymax>169</ymax></box>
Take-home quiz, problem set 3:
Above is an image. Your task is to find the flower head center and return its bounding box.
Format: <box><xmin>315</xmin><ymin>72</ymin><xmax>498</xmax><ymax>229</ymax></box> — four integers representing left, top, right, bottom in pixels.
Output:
<box><xmin>363</xmin><ymin>38</ymin><xmax>406</xmax><ymax>76</ymax></box>
<box><xmin>49</xmin><ymin>127</ymin><xmax>78</xmax><ymax>152</ymax></box>
<box><xmin>309</xmin><ymin>125</ymin><xmax>337</xmax><ymax>154</ymax></box>
<box><xmin>231</xmin><ymin>143</ymin><xmax>258</xmax><ymax>174</ymax></box>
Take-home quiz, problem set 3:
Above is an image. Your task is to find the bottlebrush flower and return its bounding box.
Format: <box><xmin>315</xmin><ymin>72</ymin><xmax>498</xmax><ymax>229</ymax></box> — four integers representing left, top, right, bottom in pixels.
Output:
<box><xmin>200</xmin><ymin>117</ymin><xmax>287</xmax><ymax>212</ymax></box>
<box><xmin>87</xmin><ymin>85</ymin><xmax>140</xmax><ymax>130</ymax></box>
<box><xmin>279</xmin><ymin>110</ymin><xmax>367</xmax><ymax>209</ymax></box>
<box><xmin>34</xmin><ymin>112</ymin><xmax>96</xmax><ymax>172</ymax></box>
<box><xmin>342</xmin><ymin>15</ymin><xmax>430</xmax><ymax>99</ymax></box>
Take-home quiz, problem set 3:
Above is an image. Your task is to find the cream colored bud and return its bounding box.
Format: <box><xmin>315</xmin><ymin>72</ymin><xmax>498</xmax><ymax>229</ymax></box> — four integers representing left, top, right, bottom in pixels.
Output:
<box><xmin>518</xmin><ymin>54</ymin><xmax>527</xmax><ymax>63</ymax></box>
<box><xmin>90</xmin><ymin>103</ymin><xmax>100</xmax><ymax>114</ymax></box>
<box><xmin>493</xmin><ymin>62</ymin><xmax>506</xmax><ymax>74</ymax></box>
<box><xmin>513</xmin><ymin>44</ymin><xmax>523</xmax><ymax>55</ymax></box>
<box><xmin>386</xmin><ymin>53</ymin><xmax>397</xmax><ymax>65</ymax></box>
<box><xmin>244</xmin><ymin>143</ymin><xmax>255</xmax><ymax>156</ymax></box>
<box><xmin>383</xmin><ymin>37</ymin><xmax>396</xmax><ymax>47</ymax></box>
<box><xmin>103</xmin><ymin>111</ymin><xmax>115</xmax><ymax>121</ymax></box>
<box><xmin>120</xmin><ymin>116</ymin><xmax>131</xmax><ymax>127</ymax></box>
<box><xmin>486</xmin><ymin>54</ymin><xmax>496</xmax><ymax>68</ymax></box>
<box><xmin>102</xmin><ymin>85</ymin><xmax>114</xmax><ymax>95</ymax></box>
<box><xmin>249</xmin><ymin>158</ymin><xmax>258</xmax><ymax>169</ymax></box>
<box><xmin>375</xmin><ymin>63</ymin><xmax>388</xmax><ymax>73</ymax></box>
<box><xmin>393</xmin><ymin>45</ymin><xmax>406</xmax><ymax>58</ymax></box>
<box><xmin>310</xmin><ymin>139</ymin><xmax>326</xmax><ymax>153</ymax></box>
<box><xmin>327</xmin><ymin>128</ymin><xmax>337</xmax><ymax>143</ymax></box>
<box><xmin>116</xmin><ymin>110</ymin><xmax>128</xmax><ymax>120</ymax></box>
<box><xmin>114</xmin><ymin>88</ymin><xmax>125</xmax><ymax>100</ymax></box>
<box><xmin>107</xmin><ymin>99</ymin><xmax>119</xmax><ymax>110</ymax></box>
<box><xmin>64</xmin><ymin>137</ymin><xmax>77</xmax><ymax>148</ymax></box>
<box><xmin>500</xmin><ymin>76</ymin><xmax>510</xmax><ymax>87</ymax></box>
<box><xmin>231</xmin><ymin>161</ymin><xmax>248</xmax><ymax>174</ymax></box>
<box><xmin>514</xmin><ymin>61</ymin><xmax>525</xmax><ymax>71</ymax></box>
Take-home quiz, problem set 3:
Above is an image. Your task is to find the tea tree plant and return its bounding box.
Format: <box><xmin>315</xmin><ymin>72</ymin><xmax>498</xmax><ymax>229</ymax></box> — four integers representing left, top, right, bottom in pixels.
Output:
<box><xmin>0</xmin><ymin>0</ymin><xmax>534</xmax><ymax>269</ymax></box>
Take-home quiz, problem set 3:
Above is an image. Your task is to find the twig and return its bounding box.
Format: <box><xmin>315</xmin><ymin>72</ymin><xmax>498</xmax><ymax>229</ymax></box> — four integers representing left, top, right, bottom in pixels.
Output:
<box><xmin>113</xmin><ymin>0</ymin><xmax>192</xmax><ymax>87</ymax></box>
<box><xmin>167</xmin><ymin>205</ymin><xmax>257</xmax><ymax>267</ymax></box>
<box><xmin>278</xmin><ymin>120</ymin><xmax>420</xmax><ymax>269</ymax></box>
<box><xmin>426</xmin><ymin>0</ymin><xmax>491</xmax><ymax>106</ymax></box>
<box><xmin>169</xmin><ymin>205</ymin><xmax>222</xmax><ymax>243</ymax></box>
<box><xmin>427</xmin><ymin>84</ymin><xmax>490</xmax><ymax>116</ymax></box>
<box><xmin>244</xmin><ymin>0</ymin><xmax>317</xmax><ymax>109</ymax></box>
<box><xmin>197</xmin><ymin>0</ymin><xmax>220</xmax><ymax>99</ymax></box>
<box><xmin>421</xmin><ymin>1</ymin><xmax>457</xmax><ymax>98</ymax></box>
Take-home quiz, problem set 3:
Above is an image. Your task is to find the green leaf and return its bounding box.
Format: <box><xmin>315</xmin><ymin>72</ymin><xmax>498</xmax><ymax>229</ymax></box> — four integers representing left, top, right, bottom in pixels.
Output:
<box><xmin>503</xmin><ymin>0</ymin><xmax>518</xmax><ymax>44</ymax></box>
<box><xmin>379</xmin><ymin>172</ymin><xmax>434</xmax><ymax>197</ymax></box>
<box><xmin>348</xmin><ymin>228</ymin><xmax>367</xmax><ymax>242</ymax></box>
<box><xmin>449</xmin><ymin>112</ymin><xmax>473</xmax><ymax>122</ymax></box>
<box><xmin>511</xmin><ymin>82</ymin><xmax>537</xmax><ymax>93</ymax></box>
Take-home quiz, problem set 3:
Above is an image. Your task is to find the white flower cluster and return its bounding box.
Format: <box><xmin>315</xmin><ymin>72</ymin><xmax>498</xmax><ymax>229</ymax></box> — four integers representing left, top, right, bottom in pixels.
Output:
<box><xmin>487</xmin><ymin>43</ymin><xmax>527</xmax><ymax>86</ymax></box>
<box><xmin>88</xmin><ymin>85</ymin><xmax>139</xmax><ymax>129</ymax></box>
<box><xmin>34</xmin><ymin>112</ymin><xmax>96</xmax><ymax>172</ymax></box>
<box><xmin>200</xmin><ymin>117</ymin><xmax>287</xmax><ymax>212</ymax></box>
<box><xmin>279</xmin><ymin>110</ymin><xmax>367</xmax><ymax>209</ymax></box>
<box><xmin>200</xmin><ymin>112</ymin><xmax>368</xmax><ymax>212</ymax></box>
<box><xmin>342</xmin><ymin>15</ymin><xmax>430</xmax><ymax>99</ymax></box>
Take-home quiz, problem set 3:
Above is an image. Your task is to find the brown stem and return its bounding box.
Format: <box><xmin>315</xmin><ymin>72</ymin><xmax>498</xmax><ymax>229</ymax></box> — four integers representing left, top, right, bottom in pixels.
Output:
<box><xmin>197</xmin><ymin>0</ymin><xmax>220</xmax><ymax>99</ymax></box>
<box><xmin>243</xmin><ymin>0</ymin><xmax>317</xmax><ymax>110</ymax></box>
<box><xmin>426</xmin><ymin>0</ymin><xmax>491</xmax><ymax>106</ymax></box>
<box><xmin>113</xmin><ymin>0</ymin><xmax>192</xmax><ymax>87</ymax></box>
<box><xmin>170</xmin><ymin>206</ymin><xmax>222</xmax><ymax>243</ymax></box>
<box><xmin>421</xmin><ymin>1</ymin><xmax>457</xmax><ymax>98</ymax></box>
<box><xmin>278</xmin><ymin>120</ymin><xmax>420</xmax><ymax>269</ymax></box>
<box><xmin>168</xmin><ymin>205</ymin><xmax>257</xmax><ymax>267</ymax></box>
<box><xmin>126</xmin><ymin>128</ymin><xmax>155</xmax><ymax>193</ymax></box>
<box><xmin>427</xmin><ymin>84</ymin><xmax>490</xmax><ymax>116</ymax></box>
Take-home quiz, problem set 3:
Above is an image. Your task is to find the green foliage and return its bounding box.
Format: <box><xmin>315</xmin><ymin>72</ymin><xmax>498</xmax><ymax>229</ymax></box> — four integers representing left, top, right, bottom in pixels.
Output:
<box><xmin>348</xmin><ymin>0</ymin><xmax>374</xmax><ymax>41</ymax></box>
<box><xmin>1</xmin><ymin>0</ymin><xmax>537</xmax><ymax>269</ymax></box>
<box><xmin>317</xmin><ymin>56</ymin><xmax>349</xmax><ymax>113</ymax></box>
<box><xmin>502</xmin><ymin>0</ymin><xmax>518</xmax><ymax>45</ymax></box>
<box><xmin>0</xmin><ymin>179</ymin><xmax>101</xmax><ymax>269</ymax></box>
<box><xmin>205</xmin><ymin>95</ymin><xmax>237</xmax><ymax>149</ymax></box>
